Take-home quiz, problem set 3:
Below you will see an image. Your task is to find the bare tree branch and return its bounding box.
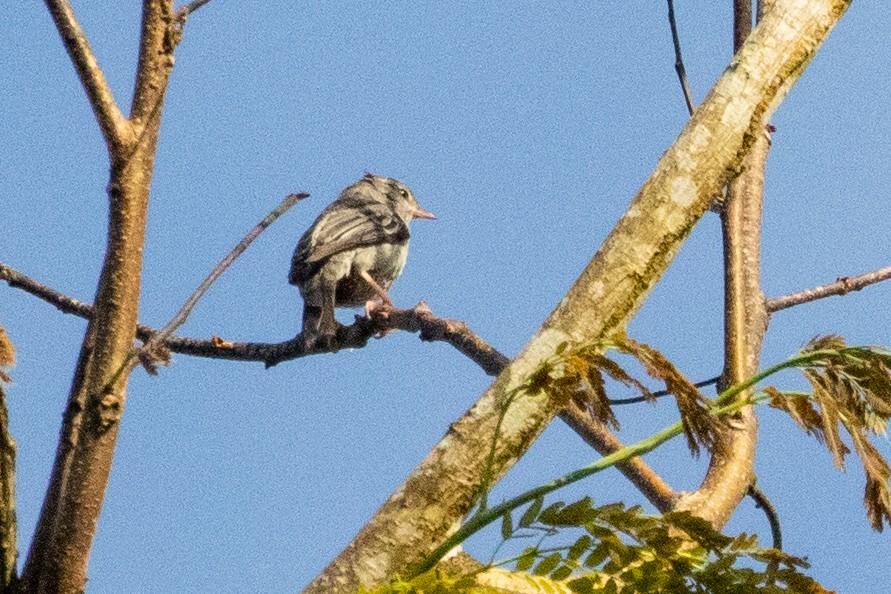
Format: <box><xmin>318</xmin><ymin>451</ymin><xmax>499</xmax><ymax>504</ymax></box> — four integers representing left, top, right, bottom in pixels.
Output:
<box><xmin>0</xmin><ymin>385</ymin><xmax>15</xmax><ymax>592</ymax></box>
<box><xmin>43</xmin><ymin>0</ymin><xmax>130</xmax><ymax>149</ymax></box>
<box><xmin>667</xmin><ymin>0</ymin><xmax>696</xmax><ymax>116</ymax></box>
<box><xmin>747</xmin><ymin>482</ymin><xmax>782</xmax><ymax>550</ymax></box>
<box><xmin>766</xmin><ymin>265</ymin><xmax>891</xmax><ymax>313</ymax></box>
<box><xmin>137</xmin><ymin>192</ymin><xmax>309</xmax><ymax>373</ymax></box>
<box><xmin>733</xmin><ymin>0</ymin><xmax>754</xmax><ymax>51</ymax></box>
<box><xmin>674</xmin><ymin>0</ymin><xmax>767</xmax><ymax>530</ymax></box>
<box><xmin>0</xmin><ymin>262</ymin><xmax>678</xmax><ymax>512</ymax></box>
<box><xmin>0</xmin><ymin>263</ymin><xmax>507</xmax><ymax>371</ymax></box>
<box><xmin>0</xmin><ymin>324</ymin><xmax>15</xmax><ymax>591</ymax></box>
<box><xmin>0</xmin><ymin>264</ymin><xmax>93</xmax><ymax>320</ymax></box>
<box><xmin>131</xmin><ymin>0</ymin><xmax>177</xmax><ymax>122</ymax></box>
<box><xmin>21</xmin><ymin>1</ymin><xmax>182</xmax><ymax>590</ymax></box>
<box><xmin>177</xmin><ymin>0</ymin><xmax>214</xmax><ymax>18</ymax></box>
<box><xmin>610</xmin><ymin>376</ymin><xmax>720</xmax><ymax>405</ymax></box>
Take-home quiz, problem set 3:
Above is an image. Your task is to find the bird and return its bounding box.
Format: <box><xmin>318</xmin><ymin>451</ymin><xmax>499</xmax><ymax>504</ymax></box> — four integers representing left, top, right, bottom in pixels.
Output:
<box><xmin>289</xmin><ymin>173</ymin><xmax>435</xmax><ymax>343</ymax></box>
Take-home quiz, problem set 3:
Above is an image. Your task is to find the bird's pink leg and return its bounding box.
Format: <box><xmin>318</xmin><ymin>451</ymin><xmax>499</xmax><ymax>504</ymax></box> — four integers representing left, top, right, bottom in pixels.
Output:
<box><xmin>360</xmin><ymin>271</ymin><xmax>394</xmax><ymax>309</ymax></box>
<box><xmin>360</xmin><ymin>271</ymin><xmax>396</xmax><ymax>336</ymax></box>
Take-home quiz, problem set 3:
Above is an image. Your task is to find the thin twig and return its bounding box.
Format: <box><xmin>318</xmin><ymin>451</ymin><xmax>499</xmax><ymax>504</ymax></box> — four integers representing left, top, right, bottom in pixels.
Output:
<box><xmin>138</xmin><ymin>192</ymin><xmax>309</xmax><ymax>371</ymax></box>
<box><xmin>609</xmin><ymin>376</ymin><xmax>720</xmax><ymax>406</ymax></box>
<box><xmin>766</xmin><ymin>264</ymin><xmax>891</xmax><ymax>313</ymax></box>
<box><xmin>177</xmin><ymin>0</ymin><xmax>214</xmax><ymax>18</ymax></box>
<box><xmin>667</xmin><ymin>0</ymin><xmax>696</xmax><ymax>116</ymax></box>
<box><xmin>747</xmin><ymin>482</ymin><xmax>782</xmax><ymax>550</ymax></box>
<box><xmin>43</xmin><ymin>0</ymin><xmax>129</xmax><ymax>148</ymax></box>
<box><xmin>0</xmin><ymin>264</ymin><xmax>93</xmax><ymax>320</ymax></box>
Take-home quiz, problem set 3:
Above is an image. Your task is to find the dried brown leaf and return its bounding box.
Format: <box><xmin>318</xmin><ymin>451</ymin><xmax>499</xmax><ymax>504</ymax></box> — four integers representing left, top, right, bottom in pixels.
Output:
<box><xmin>582</xmin><ymin>364</ymin><xmax>619</xmax><ymax>430</ymax></box>
<box><xmin>864</xmin><ymin>474</ymin><xmax>891</xmax><ymax>532</ymax></box>
<box><xmin>0</xmin><ymin>324</ymin><xmax>13</xmax><ymax>368</ymax></box>
<box><xmin>0</xmin><ymin>322</ymin><xmax>13</xmax><ymax>385</ymax></box>
<box><xmin>766</xmin><ymin>387</ymin><xmax>825</xmax><ymax>442</ymax></box>
<box><xmin>859</xmin><ymin>357</ymin><xmax>891</xmax><ymax>420</ymax></box>
<box><xmin>804</xmin><ymin>370</ymin><xmax>850</xmax><ymax>470</ymax></box>
<box><xmin>614</xmin><ymin>337</ymin><xmax>718</xmax><ymax>456</ymax></box>
<box><xmin>805</xmin><ymin>334</ymin><xmax>847</xmax><ymax>352</ymax></box>
<box><xmin>590</xmin><ymin>354</ymin><xmax>653</xmax><ymax>402</ymax></box>
<box><xmin>779</xmin><ymin>339</ymin><xmax>891</xmax><ymax>531</ymax></box>
<box><xmin>846</xmin><ymin>433</ymin><xmax>891</xmax><ymax>531</ymax></box>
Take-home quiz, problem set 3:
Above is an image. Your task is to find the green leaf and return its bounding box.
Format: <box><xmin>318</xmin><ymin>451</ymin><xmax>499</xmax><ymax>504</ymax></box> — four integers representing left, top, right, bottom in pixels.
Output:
<box><xmin>534</xmin><ymin>552</ymin><xmax>562</xmax><ymax>576</ymax></box>
<box><xmin>501</xmin><ymin>510</ymin><xmax>513</xmax><ymax>540</ymax></box>
<box><xmin>520</xmin><ymin>496</ymin><xmax>545</xmax><ymax>528</ymax></box>
<box><xmin>539</xmin><ymin>502</ymin><xmax>566</xmax><ymax>525</ymax></box>
<box><xmin>584</xmin><ymin>543</ymin><xmax>610</xmax><ymax>568</ymax></box>
<box><xmin>549</xmin><ymin>496</ymin><xmax>597</xmax><ymax>526</ymax></box>
<box><xmin>568</xmin><ymin>535</ymin><xmax>593</xmax><ymax>561</ymax></box>
<box><xmin>567</xmin><ymin>576</ymin><xmax>597</xmax><ymax>594</ymax></box>
<box><xmin>551</xmin><ymin>564</ymin><xmax>574</xmax><ymax>581</ymax></box>
<box><xmin>516</xmin><ymin>546</ymin><xmax>538</xmax><ymax>572</ymax></box>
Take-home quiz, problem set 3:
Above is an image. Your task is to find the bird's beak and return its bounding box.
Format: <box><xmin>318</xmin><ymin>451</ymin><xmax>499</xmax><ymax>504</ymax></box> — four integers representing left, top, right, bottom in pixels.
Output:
<box><xmin>412</xmin><ymin>205</ymin><xmax>436</xmax><ymax>220</ymax></box>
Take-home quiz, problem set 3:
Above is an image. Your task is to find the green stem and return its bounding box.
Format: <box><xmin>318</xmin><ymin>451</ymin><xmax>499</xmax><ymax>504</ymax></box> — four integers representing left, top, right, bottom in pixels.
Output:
<box><xmin>716</xmin><ymin>348</ymin><xmax>847</xmax><ymax>405</ymax></box>
<box><xmin>409</xmin><ymin>420</ymin><xmax>688</xmax><ymax>576</ymax></box>
<box><xmin>409</xmin><ymin>348</ymin><xmax>852</xmax><ymax>576</ymax></box>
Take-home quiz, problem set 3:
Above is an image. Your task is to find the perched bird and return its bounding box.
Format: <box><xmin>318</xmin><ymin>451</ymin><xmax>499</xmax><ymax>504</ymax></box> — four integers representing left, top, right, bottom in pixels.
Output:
<box><xmin>289</xmin><ymin>174</ymin><xmax>435</xmax><ymax>341</ymax></box>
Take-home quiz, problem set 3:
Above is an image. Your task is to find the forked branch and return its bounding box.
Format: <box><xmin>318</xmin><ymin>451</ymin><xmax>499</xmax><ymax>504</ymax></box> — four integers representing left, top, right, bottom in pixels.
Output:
<box><xmin>43</xmin><ymin>0</ymin><xmax>130</xmax><ymax>148</ymax></box>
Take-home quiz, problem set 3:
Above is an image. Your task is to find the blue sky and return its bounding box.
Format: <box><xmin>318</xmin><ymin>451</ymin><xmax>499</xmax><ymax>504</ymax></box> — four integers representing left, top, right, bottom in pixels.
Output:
<box><xmin>2</xmin><ymin>2</ymin><xmax>889</xmax><ymax>592</ymax></box>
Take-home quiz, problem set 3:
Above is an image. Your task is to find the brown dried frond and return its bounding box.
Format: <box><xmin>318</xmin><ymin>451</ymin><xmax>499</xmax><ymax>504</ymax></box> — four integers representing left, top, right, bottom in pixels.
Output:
<box><xmin>806</xmin><ymin>334</ymin><xmax>848</xmax><ymax>352</ymax></box>
<box><xmin>851</xmin><ymin>434</ymin><xmax>891</xmax><ymax>531</ymax></box>
<box><xmin>550</xmin><ymin>351</ymin><xmax>619</xmax><ymax>429</ymax></box>
<box><xmin>581</xmin><ymin>360</ymin><xmax>619</xmax><ymax>430</ymax></box>
<box><xmin>613</xmin><ymin>336</ymin><xmax>719</xmax><ymax>456</ymax></box>
<box><xmin>803</xmin><ymin>369</ymin><xmax>850</xmax><ymax>470</ymax></box>
<box><xmin>765</xmin><ymin>387</ymin><xmax>824</xmax><ymax>442</ymax></box>
<box><xmin>590</xmin><ymin>353</ymin><xmax>654</xmax><ymax>402</ymax></box>
<box><xmin>771</xmin><ymin>337</ymin><xmax>891</xmax><ymax>530</ymax></box>
<box><xmin>0</xmin><ymin>322</ymin><xmax>13</xmax><ymax>384</ymax></box>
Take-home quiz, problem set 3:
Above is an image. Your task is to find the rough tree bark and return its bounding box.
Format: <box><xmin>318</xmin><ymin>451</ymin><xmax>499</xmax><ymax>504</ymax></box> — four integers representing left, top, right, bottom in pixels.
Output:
<box><xmin>303</xmin><ymin>1</ymin><xmax>852</xmax><ymax>591</ymax></box>
<box><xmin>19</xmin><ymin>1</ymin><xmax>182</xmax><ymax>592</ymax></box>
<box><xmin>673</xmin><ymin>0</ymin><xmax>773</xmax><ymax>529</ymax></box>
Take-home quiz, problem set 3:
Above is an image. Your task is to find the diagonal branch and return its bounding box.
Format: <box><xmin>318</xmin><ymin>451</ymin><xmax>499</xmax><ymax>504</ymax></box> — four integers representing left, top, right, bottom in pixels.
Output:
<box><xmin>667</xmin><ymin>0</ymin><xmax>696</xmax><ymax>116</ymax></box>
<box><xmin>131</xmin><ymin>0</ymin><xmax>177</xmax><ymax>122</ymax></box>
<box><xmin>136</xmin><ymin>192</ymin><xmax>308</xmax><ymax>373</ymax></box>
<box><xmin>43</xmin><ymin>0</ymin><xmax>130</xmax><ymax>149</ymax></box>
<box><xmin>766</xmin><ymin>264</ymin><xmax>891</xmax><ymax>313</ymax></box>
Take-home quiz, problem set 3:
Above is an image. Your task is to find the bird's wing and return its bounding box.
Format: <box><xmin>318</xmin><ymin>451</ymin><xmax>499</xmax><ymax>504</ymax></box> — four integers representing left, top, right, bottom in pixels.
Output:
<box><xmin>289</xmin><ymin>200</ymin><xmax>409</xmax><ymax>285</ymax></box>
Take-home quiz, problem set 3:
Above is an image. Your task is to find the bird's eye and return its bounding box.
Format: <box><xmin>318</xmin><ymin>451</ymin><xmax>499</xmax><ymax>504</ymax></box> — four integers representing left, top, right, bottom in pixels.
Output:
<box><xmin>399</xmin><ymin>188</ymin><xmax>409</xmax><ymax>198</ymax></box>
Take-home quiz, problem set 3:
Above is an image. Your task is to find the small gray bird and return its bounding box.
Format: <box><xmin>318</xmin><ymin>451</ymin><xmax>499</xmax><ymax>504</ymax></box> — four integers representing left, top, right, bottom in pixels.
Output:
<box><xmin>289</xmin><ymin>174</ymin><xmax>435</xmax><ymax>341</ymax></box>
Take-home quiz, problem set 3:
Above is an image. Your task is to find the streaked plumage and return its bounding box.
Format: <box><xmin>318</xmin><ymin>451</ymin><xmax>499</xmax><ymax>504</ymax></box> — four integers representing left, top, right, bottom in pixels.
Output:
<box><xmin>289</xmin><ymin>174</ymin><xmax>435</xmax><ymax>340</ymax></box>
